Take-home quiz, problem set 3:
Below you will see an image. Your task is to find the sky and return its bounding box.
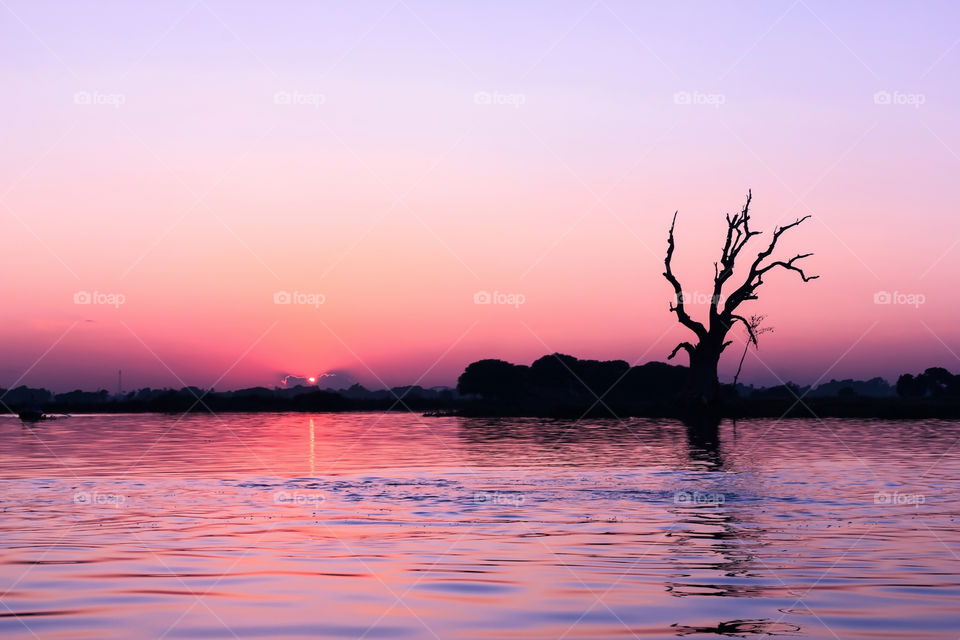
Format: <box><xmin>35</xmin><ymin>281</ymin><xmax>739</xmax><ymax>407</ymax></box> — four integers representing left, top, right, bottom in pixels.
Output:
<box><xmin>1</xmin><ymin>0</ymin><xmax>959</xmax><ymax>392</ymax></box>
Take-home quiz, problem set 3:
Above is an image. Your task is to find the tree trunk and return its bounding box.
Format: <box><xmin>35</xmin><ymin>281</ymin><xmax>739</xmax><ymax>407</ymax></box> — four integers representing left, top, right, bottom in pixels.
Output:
<box><xmin>684</xmin><ymin>347</ymin><xmax>721</xmax><ymax>408</ymax></box>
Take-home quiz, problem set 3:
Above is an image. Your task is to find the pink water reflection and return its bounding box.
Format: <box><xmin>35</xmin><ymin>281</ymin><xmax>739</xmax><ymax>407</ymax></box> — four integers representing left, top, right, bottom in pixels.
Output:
<box><xmin>1</xmin><ymin>413</ymin><xmax>958</xmax><ymax>639</ymax></box>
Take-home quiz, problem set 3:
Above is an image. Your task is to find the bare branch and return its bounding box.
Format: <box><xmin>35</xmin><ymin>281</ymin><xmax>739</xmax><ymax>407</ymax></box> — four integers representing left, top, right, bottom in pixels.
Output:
<box><xmin>711</xmin><ymin>190</ymin><xmax>761</xmax><ymax>318</ymax></box>
<box><xmin>664</xmin><ymin>212</ymin><xmax>708</xmax><ymax>340</ymax></box>
<box><xmin>722</xmin><ymin>214</ymin><xmax>817</xmax><ymax>316</ymax></box>
<box><xmin>732</xmin><ymin>313</ymin><xmax>773</xmax><ymax>388</ymax></box>
<box><xmin>757</xmin><ymin>252</ymin><xmax>819</xmax><ymax>282</ymax></box>
<box><xmin>668</xmin><ymin>342</ymin><xmax>695</xmax><ymax>360</ymax></box>
<box><xmin>752</xmin><ymin>216</ymin><xmax>813</xmax><ymax>270</ymax></box>
<box><xmin>729</xmin><ymin>314</ymin><xmax>757</xmax><ymax>345</ymax></box>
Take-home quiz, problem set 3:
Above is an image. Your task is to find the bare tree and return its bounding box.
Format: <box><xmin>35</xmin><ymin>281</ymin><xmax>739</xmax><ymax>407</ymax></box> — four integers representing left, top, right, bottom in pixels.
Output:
<box><xmin>663</xmin><ymin>190</ymin><xmax>817</xmax><ymax>406</ymax></box>
<box><xmin>732</xmin><ymin>314</ymin><xmax>774</xmax><ymax>389</ymax></box>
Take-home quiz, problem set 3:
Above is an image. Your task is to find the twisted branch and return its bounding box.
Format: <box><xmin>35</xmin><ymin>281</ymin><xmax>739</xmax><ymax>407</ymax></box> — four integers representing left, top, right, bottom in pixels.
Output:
<box><xmin>664</xmin><ymin>211</ymin><xmax>708</xmax><ymax>341</ymax></box>
<box><xmin>722</xmin><ymin>215</ymin><xmax>818</xmax><ymax>316</ymax></box>
<box><xmin>668</xmin><ymin>342</ymin><xmax>695</xmax><ymax>360</ymax></box>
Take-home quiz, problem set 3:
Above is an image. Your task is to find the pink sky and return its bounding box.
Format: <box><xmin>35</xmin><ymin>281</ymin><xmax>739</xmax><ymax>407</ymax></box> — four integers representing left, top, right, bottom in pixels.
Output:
<box><xmin>1</xmin><ymin>1</ymin><xmax>959</xmax><ymax>391</ymax></box>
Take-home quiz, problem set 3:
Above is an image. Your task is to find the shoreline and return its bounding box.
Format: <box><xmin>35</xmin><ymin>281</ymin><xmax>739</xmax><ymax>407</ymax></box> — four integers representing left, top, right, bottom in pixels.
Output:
<box><xmin>7</xmin><ymin>397</ymin><xmax>960</xmax><ymax>420</ymax></box>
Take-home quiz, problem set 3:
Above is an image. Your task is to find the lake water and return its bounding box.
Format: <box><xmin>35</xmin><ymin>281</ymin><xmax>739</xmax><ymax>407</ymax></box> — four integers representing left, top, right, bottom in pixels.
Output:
<box><xmin>1</xmin><ymin>413</ymin><xmax>958</xmax><ymax>639</ymax></box>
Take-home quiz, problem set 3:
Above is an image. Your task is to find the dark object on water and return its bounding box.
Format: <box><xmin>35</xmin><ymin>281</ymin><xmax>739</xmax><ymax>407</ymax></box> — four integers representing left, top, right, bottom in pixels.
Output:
<box><xmin>18</xmin><ymin>409</ymin><xmax>49</xmax><ymax>422</ymax></box>
<box><xmin>671</xmin><ymin>618</ymin><xmax>801</xmax><ymax>636</ymax></box>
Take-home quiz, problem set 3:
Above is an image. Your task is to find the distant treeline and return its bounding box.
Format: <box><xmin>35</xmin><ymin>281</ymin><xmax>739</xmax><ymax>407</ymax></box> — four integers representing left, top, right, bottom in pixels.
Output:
<box><xmin>455</xmin><ymin>357</ymin><xmax>960</xmax><ymax>418</ymax></box>
<box><xmin>0</xmin><ymin>383</ymin><xmax>460</xmax><ymax>414</ymax></box>
<box><xmin>3</xmin><ymin>358</ymin><xmax>960</xmax><ymax>418</ymax></box>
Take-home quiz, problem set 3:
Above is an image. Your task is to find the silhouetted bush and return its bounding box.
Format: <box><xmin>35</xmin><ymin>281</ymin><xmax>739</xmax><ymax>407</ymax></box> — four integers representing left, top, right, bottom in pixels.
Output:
<box><xmin>897</xmin><ymin>367</ymin><xmax>960</xmax><ymax>398</ymax></box>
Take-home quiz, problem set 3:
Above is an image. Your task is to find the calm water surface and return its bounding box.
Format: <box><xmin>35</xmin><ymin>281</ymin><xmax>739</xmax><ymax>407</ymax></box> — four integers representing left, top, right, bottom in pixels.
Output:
<box><xmin>1</xmin><ymin>413</ymin><xmax>958</xmax><ymax>639</ymax></box>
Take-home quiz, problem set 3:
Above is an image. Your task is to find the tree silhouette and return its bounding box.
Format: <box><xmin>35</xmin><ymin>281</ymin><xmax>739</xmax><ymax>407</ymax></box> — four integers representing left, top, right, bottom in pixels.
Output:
<box><xmin>663</xmin><ymin>190</ymin><xmax>817</xmax><ymax>406</ymax></box>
